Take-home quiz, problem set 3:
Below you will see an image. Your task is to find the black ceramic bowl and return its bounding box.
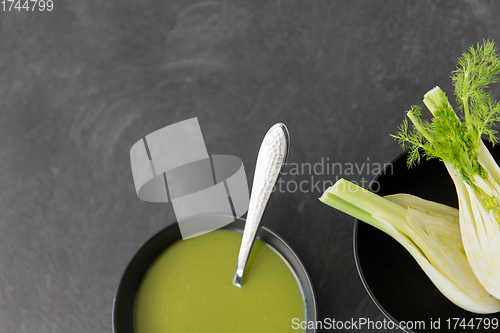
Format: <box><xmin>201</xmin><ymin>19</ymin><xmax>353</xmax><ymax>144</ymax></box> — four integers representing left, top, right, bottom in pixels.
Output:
<box><xmin>354</xmin><ymin>144</ymin><xmax>500</xmax><ymax>332</ymax></box>
<box><xmin>113</xmin><ymin>217</ymin><xmax>318</xmax><ymax>333</ymax></box>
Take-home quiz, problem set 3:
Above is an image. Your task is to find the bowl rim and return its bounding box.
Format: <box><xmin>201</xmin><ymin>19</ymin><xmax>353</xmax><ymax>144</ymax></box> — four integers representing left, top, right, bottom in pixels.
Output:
<box><xmin>112</xmin><ymin>217</ymin><xmax>318</xmax><ymax>333</ymax></box>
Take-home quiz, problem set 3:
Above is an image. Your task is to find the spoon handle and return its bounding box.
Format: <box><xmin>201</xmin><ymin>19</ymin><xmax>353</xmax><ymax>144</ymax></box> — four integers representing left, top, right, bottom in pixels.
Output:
<box><xmin>232</xmin><ymin>123</ymin><xmax>290</xmax><ymax>288</ymax></box>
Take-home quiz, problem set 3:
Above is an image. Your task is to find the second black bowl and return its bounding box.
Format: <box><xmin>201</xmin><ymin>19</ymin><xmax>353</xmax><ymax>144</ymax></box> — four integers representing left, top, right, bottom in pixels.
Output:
<box><xmin>354</xmin><ymin>145</ymin><xmax>500</xmax><ymax>332</ymax></box>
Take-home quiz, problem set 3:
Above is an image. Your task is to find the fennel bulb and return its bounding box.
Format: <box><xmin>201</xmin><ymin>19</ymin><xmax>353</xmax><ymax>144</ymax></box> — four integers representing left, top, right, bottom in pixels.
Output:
<box><xmin>320</xmin><ymin>179</ymin><xmax>500</xmax><ymax>314</ymax></box>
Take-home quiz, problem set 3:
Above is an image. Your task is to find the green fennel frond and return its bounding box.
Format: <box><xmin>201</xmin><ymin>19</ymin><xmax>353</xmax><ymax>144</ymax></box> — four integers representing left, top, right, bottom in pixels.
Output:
<box><xmin>393</xmin><ymin>40</ymin><xmax>500</xmax><ymax>184</ymax></box>
<box><xmin>453</xmin><ymin>39</ymin><xmax>500</xmax><ymax>145</ymax></box>
<box><xmin>391</xmin><ymin>106</ymin><xmax>428</xmax><ymax>168</ymax></box>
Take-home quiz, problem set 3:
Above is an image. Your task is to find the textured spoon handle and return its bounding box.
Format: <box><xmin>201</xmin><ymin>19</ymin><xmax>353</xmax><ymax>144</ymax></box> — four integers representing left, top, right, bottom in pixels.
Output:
<box><xmin>233</xmin><ymin>123</ymin><xmax>289</xmax><ymax>287</ymax></box>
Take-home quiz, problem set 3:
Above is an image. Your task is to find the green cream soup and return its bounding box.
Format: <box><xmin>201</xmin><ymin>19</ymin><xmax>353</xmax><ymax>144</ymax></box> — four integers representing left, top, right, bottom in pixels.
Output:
<box><xmin>135</xmin><ymin>229</ymin><xmax>306</xmax><ymax>333</ymax></box>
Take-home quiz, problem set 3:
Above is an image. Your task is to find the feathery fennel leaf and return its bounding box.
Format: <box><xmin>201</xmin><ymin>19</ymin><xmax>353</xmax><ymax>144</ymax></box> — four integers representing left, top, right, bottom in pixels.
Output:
<box><xmin>392</xmin><ymin>40</ymin><xmax>500</xmax><ymax>185</ymax></box>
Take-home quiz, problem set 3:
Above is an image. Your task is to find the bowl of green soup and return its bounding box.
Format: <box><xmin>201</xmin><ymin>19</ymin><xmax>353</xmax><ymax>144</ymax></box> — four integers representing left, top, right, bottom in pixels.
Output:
<box><xmin>112</xmin><ymin>217</ymin><xmax>317</xmax><ymax>333</ymax></box>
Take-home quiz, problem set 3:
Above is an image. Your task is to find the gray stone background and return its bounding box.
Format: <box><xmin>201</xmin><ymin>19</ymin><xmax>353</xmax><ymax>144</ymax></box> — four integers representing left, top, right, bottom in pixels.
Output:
<box><xmin>1</xmin><ymin>0</ymin><xmax>500</xmax><ymax>332</ymax></box>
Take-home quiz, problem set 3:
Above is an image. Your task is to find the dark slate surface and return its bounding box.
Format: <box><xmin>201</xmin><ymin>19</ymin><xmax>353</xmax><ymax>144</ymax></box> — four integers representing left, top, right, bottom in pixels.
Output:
<box><xmin>1</xmin><ymin>1</ymin><xmax>500</xmax><ymax>332</ymax></box>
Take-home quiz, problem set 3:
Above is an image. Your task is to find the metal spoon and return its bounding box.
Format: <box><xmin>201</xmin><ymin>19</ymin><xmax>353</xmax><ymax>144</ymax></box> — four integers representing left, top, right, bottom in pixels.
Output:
<box><xmin>232</xmin><ymin>123</ymin><xmax>290</xmax><ymax>288</ymax></box>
